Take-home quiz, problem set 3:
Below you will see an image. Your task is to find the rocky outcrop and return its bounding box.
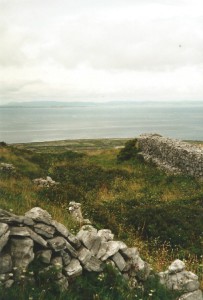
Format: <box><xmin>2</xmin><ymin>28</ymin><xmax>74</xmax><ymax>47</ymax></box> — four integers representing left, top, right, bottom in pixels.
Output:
<box><xmin>0</xmin><ymin>163</ymin><xmax>16</xmax><ymax>174</ymax></box>
<box><xmin>33</xmin><ymin>176</ymin><xmax>59</xmax><ymax>188</ymax></box>
<box><xmin>0</xmin><ymin>207</ymin><xmax>202</xmax><ymax>300</ymax></box>
<box><xmin>68</xmin><ymin>201</ymin><xmax>91</xmax><ymax>225</ymax></box>
<box><xmin>138</xmin><ymin>134</ymin><xmax>203</xmax><ymax>179</ymax></box>
<box><xmin>159</xmin><ymin>260</ymin><xmax>202</xmax><ymax>300</ymax></box>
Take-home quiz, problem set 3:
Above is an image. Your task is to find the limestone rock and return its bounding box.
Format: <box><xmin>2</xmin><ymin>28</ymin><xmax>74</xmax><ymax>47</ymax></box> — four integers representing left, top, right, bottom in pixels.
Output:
<box><xmin>0</xmin><ymin>223</ymin><xmax>9</xmax><ymax>237</ymax></box>
<box><xmin>69</xmin><ymin>202</ymin><xmax>84</xmax><ymax>223</ymax></box>
<box><xmin>25</xmin><ymin>207</ymin><xmax>52</xmax><ymax>225</ymax></box>
<box><xmin>0</xmin><ymin>254</ymin><xmax>12</xmax><ymax>274</ymax></box>
<box><xmin>65</xmin><ymin>240</ymin><xmax>78</xmax><ymax>258</ymax></box>
<box><xmin>27</xmin><ymin>227</ymin><xmax>47</xmax><ymax>247</ymax></box>
<box><xmin>34</xmin><ymin>223</ymin><xmax>55</xmax><ymax>238</ymax></box>
<box><xmin>101</xmin><ymin>241</ymin><xmax>127</xmax><ymax>261</ymax></box>
<box><xmin>84</xmin><ymin>256</ymin><xmax>103</xmax><ymax>272</ymax></box>
<box><xmin>78</xmin><ymin>247</ymin><xmax>92</xmax><ymax>265</ymax></box>
<box><xmin>10</xmin><ymin>226</ymin><xmax>30</xmax><ymax>237</ymax></box>
<box><xmin>33</xmin><ymin>176</ymin><xmax>59</xmax><ymax>188</ymax></box>
<box><xmin>96</xmin><ymin>241</ymin><xmax>108</xmax><ymax>259</ymax></box>
<box><xmin>97</xmin><ymin>229</ymin><xmax>114</xmax><ymax>241</ymax></box>
<box><xmin>60</xmin><ymin>250</ymin><xmax>71</xmax><ymax>266</ymax></box>
<box><xmin>4</xmin><ymin>279</ymin><xmax>14</xmax><ymax>288</ymax></box>
<box><xmin>37</xmin><ymin>250</ymin><xmax>52</xmax><ymax>264</ymax></box>
<box><xmin>48</xmin><ymin>237</ymin><xmax>66</xmax><ymax>251</ymax></box>
<box><xmin>23</xmin><ymin>217</ymin><xmax>34</xmax><ymax>226</ymax></box>
<box><xmin>112</xmin><ymin>252</ymin><xmax>126</xmax><ymax>272</ymax></box>
<box><xmin>64</xmin><ymin>259</ymin><xmax>82</xmax><ymax>278</ymax></box>
<box><xmin>0</xmin><ymin>209</ymin><xmax>24</xmax><ymax>224</ymax></box>
<box><xmin>66</xmin><ymin>233</ymin><xmax>81</xmax><ymax>249</ymax></box>
<box><xmin>168</xmin><ymin>259</ymin><xmax>186</xmax><ymax>274</ymax></box>
<box><xmin>121</xmin><ymin>247</ymin><xmax>139</xmax><ymax>259</ymax></box>
<box><xmin>51</xmin><ymin>220</ymin><xmax>69</xmax><ymax>238</ymax></box>
<box><xmin>159</xmin><ymin>270</ymin><xmax>200</xmax><ymax>292</ymax></box>
<box><xmin>0</xmin><ymin>229</ymin><xmax>10</xmax><ymax>252</ymax></box>
<box><xmin>77</xmin><ymin>228</ymin><xmax>98</xmax><ymax>250</ymax></box>
<box><xmin>9</xmin><ymin>238</ymin><xmax>34</xmax><ymax>273</ymax></box>
<box><xmin>179</xmin><ymin>290</ymin><xmax>203</xmax><ymax>300</ymax></box>
<box><xmin>51</xmin><ymin>256</ymin><xmax>63</xmax><ymax>271</ymax></box>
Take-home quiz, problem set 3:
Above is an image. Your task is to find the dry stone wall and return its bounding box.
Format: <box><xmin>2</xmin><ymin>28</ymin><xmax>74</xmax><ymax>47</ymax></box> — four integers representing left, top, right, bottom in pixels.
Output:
<box><xmin>138</xmin><ymin>134</ymin><xmax>203</xmax><ymax>178</ymax></box>
<box><xmin>0</xmin><ymin>206</ymin><xmax>202</xmax><ymax>299</ymax></box>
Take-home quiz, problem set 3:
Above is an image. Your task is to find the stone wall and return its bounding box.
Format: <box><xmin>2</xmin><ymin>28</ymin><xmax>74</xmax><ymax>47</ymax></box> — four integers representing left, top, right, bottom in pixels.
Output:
<box><xmin>0</xmin><ymin>206</ymin><xmax>202</xmax><ymax>299</ymax></box>
<box><xmin>137</xmin><ymin>134</ymin><xmax>203</xmax><ymax>178</ymax></box>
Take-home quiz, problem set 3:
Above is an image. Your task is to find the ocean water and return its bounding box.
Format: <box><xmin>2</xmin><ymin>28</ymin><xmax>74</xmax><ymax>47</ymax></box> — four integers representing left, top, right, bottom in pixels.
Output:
<box><xmin>0</xmin><ymin>103</ymin><xmax>203</xmax><ymax>143</ymax></box>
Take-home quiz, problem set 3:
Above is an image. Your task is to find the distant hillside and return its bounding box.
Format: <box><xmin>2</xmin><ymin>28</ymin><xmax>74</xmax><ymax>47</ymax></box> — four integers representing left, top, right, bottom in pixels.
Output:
<box><xmin>0</xmin><ymin>101</ymin><xmax>98</xmax><ymax>108</ymax></box>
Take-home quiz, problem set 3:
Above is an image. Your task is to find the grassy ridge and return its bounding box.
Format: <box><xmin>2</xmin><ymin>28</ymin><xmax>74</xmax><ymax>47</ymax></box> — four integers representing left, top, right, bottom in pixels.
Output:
<box><xmin>0</xmin><ymin>139</ymin><xmax>203</xmax><ymax>297</ymax></box>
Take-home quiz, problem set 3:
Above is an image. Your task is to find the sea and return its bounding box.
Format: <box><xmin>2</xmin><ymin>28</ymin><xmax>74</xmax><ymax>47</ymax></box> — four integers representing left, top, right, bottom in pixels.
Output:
<box><xmin>0</xmin><ymin>102</ymin><xmax>203</xmax><ymax>143</ymax></box>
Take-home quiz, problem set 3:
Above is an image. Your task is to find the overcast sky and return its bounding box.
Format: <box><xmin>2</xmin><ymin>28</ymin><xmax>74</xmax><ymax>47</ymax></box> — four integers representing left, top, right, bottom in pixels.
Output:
<box><xmin>0</xmin><ymin>0</ymin><xmax>203</xmax><ymax>104</ymax></box>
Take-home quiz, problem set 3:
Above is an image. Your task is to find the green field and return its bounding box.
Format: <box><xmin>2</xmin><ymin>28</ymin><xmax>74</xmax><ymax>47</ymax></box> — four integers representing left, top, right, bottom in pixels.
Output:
<box><xmin>0</xmin><ymin>138</ymin><xmax>203</xmax><ymax>299</ymax></box>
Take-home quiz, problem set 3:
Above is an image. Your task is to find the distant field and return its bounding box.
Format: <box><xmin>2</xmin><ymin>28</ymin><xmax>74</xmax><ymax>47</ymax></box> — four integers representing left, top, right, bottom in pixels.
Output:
<box><xmin>13</xmin><ymin>138</ymin><xmax>203</xmax><ymax>152</ymax></box>
<box><xmin>13</xmin><ymin>138</ymin><xmax>129</xmax><ymax>152</ymax></box>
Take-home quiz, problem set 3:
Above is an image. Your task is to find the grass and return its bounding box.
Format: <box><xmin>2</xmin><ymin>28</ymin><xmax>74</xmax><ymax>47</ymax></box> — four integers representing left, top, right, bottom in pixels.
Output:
<box><xmin>0</xmin><ymin>138</ymin><xmax>203</xmax><ymax>297</ymax></box>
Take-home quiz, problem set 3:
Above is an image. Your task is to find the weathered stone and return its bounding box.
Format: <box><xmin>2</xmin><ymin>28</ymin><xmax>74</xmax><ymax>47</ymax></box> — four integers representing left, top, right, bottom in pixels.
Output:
<box><xmin>69</xmin><ymin>201</ymin><xmax>84</xmax><ymax>223</ymax></box>
<box><xmin>134</xmin><ymin>259</ymin><xmax>150</xmax><ymax>281</ymax></box>
<box><xmin>51</xmin><ymin>220</ymin><xmax>69</xmax><ymax>238</ymax></box>
<box><xmin>90</xmin><ymin>236</ymin><xmax>102</xmax><ymax>256</ymax></box>
<box><xmin>67</xmin><ymin>233</ymin><xmax>81</xmax><ymax>249</ymax></box>
<box><xmin>65</xmin><ymin>240</ymin><xmax>78</xmax><ymax>258</ymax></box>
<box><xmin>23</xmin><ymin>217</ymin><xmax>34</xmax><ymax>226</ymax></box>
<box><xmin>77</xmin><ymin>229</ymin><xmax>98</xmax><ymax>250</ymax></box>
<box><xmin>51</xmin><ymin>256</ymin><xmax>63</xmax><ymax>270</ymax></box>
<box><xmin>0</xmin><ymin>223</ymin><xmax>9</xmax><ymax>237</ymax></box>
<box><xmin>60</xmin><ymin>250</ymin><xmax>71</xmax><ymax>266</ymax></box>
<box><xmin>27</xmin><ymin>227</ymin><xmax>47</xmax><ymax>247</ymax></box>
<box><xmin>96</xmin><ymin>241</ymin><xmax>108</xmax><ymax>259</ymax></box>
<box><xmin>179</xmin><ymin>290</ymin><xmax>203</xmax><ymax>300</ymax></box>
<box><xmin>0</xmin><ymin>209</ymin><xmax>24</xmax><ymax>224</ymax></box>
<box><xmin>112</xmin><ymin>252</ymin><xmax>126</xmax><ymax>272</ymax></box>
<box><xmin>33</xmin><ymin>177</ymin><xmax>59</xmax><ymax>188</ymax></box>
<box><xmin>84</xmin><ymin>256</ymin><xmax>103</xmax><ymax>272</ymax></box>
<box><xmin>121</xmin><ymin>247</ymin><xmax>139</xmax><ymax>259</ymax></box>
<box><xmin>48</xmin><ymin>237</ymin><xmax>66</xmax><ymax>251</ymax></box>
<box><xmin>10</xmin><ymin>226</ymin><xmax>30</xmax><ymax>237</ymax></box>
<box><xmin>64</xmin><ymin>259</ymin><xmax>82</xmax><ymax>278</ymax></box>
<box><xmin>168</xmin><ymin>259</ymin><xmax>185</xmax><ymax>274</ymax></box>
<box><xmin>0</xmin><ymin>254</ymin><xmax>12</xmax><ymax>274</ymax></box>
<box><xmin>78</xmin><ymin>247</ymin><xmax>92</xmax><ymax>265</ymax></box>
<box><xmin>0</xmin><ymin>230</ymin><xmax>10</xmax><ymax>252</ymax></box>
<box><xmin>77</xmin><ymin>225</ymin><xmax>97</xmax><ymax>241</ymax></box>
<box><xmin>37</xmin><ymin>250</ymin><xmax>52</xmax><ymax>264</ymax></box>
<box><xmin>97</xmin><ymin>229</ymin><xmax>114</xmax><ymax>241</ymax></box>
<box><xmin>9</xmin><ymin>238</ymin><xmax>34</xmax><ymax>272</ymax></box>
<box><xmin>34</xmin><ymin>223</ymin><xmax>55</xmax><ymax>238</ymax></box>
<box><xmin>161</xmin><ymin>271</ymin><xmax>200</xmax><ymax>292</ymax></box>
<box><xmin>25</xmin><ymin>207</ymin><xmax>52</xmax><ymax>225</ymax></box>
<box><xmin>101</xmin><ymin>241</ymin><xmax>127</xmax><ymax>261</ymax></box>
<box><xmin>4</xmin><ymin>279</ymin><xmax>14</xmax><ymax>288</ymax></box>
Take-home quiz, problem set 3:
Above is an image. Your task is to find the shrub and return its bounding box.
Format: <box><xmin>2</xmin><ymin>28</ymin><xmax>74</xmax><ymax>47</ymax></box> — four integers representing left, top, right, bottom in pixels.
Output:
<box><xmin>117</xmin><ymin>139</ymin><xmax>138</xmax><ymax>162</ymax></box>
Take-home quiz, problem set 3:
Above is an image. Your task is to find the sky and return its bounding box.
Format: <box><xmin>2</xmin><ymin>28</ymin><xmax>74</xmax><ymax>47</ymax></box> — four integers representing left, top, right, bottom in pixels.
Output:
<box><xmin>0</xmin><ymin>0</ymin><xmax>203</xmax><ymax>104</ymax></box>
